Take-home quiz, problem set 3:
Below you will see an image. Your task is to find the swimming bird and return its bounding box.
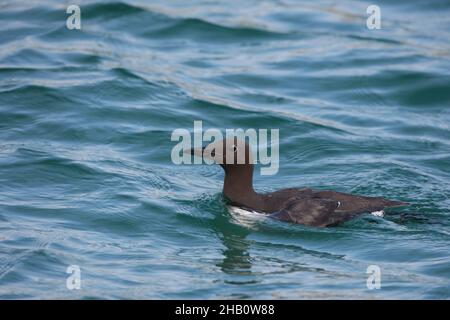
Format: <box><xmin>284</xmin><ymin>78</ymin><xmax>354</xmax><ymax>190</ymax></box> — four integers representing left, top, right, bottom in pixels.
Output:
<box><xmin>188</xmin><ymin>138</ymin><xmax>408</xmax><ymax>227</ymax></box>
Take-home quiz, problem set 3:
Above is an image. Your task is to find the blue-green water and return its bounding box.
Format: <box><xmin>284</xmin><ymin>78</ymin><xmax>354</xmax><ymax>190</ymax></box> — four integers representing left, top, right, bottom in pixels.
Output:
<box><xmin>1</xmin><ymin>0</ymin><xmax>450</xmax><ymax>299</ymax></box>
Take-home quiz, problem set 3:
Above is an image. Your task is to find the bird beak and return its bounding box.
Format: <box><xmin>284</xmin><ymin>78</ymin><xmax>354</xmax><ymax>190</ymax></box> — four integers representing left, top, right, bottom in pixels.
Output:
<box><xmin>183</xmin><ymin>145</ymin><xmax>222</xmax><ymax>163</ymax></box>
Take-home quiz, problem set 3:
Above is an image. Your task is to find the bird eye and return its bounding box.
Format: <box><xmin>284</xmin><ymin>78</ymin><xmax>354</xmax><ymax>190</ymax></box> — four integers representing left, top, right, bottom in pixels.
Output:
<box><xmin>232</xmin><ymin>145</ymin><xmax>237</xmax><ymax>153</ymax></box>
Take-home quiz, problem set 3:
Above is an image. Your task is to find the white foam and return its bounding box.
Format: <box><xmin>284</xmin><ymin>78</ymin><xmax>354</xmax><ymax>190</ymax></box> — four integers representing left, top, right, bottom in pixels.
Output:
<box><xmin>370</xmin><ymin>210</ymin><xmax>385</xmax><ymax>217</ymax></box>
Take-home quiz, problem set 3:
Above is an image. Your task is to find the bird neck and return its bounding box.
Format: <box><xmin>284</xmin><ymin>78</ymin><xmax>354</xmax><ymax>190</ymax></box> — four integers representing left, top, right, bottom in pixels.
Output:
<box><xmin>223</xmin><ymin>165</ymin><xmax>265</xmax><ymax>211</ymax></box>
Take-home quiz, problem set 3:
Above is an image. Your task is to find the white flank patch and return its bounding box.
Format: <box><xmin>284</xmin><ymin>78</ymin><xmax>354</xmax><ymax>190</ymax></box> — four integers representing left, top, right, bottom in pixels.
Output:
<box><xmin>227</xmin><ymin>205</ymin><xmax>266</xmax><ymax>228</ymax></box>
<box><xmin>370</xmin><ymin>210</ymin><xmax>385</xmax><ymax>217</ymax></box>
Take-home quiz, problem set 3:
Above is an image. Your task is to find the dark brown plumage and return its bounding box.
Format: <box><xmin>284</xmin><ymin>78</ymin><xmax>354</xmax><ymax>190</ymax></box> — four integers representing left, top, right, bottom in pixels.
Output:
<box><xmin>189</xmin><ymin>138</ymin><xmax>408</xmax><ymax>227</ymax></box>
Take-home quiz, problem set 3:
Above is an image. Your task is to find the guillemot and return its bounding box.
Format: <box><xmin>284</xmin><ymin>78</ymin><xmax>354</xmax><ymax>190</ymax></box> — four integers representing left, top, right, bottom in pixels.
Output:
<box><xmin>188</xmin><ymin>138</ymin><xmax>408</xmax><ymax>227</ymax></box>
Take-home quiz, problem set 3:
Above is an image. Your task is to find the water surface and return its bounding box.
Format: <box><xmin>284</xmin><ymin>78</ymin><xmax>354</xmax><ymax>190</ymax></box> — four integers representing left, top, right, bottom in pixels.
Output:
<box><xmin>1</xmin><ymin>0</ymin><xmax>450</xmax><ymax>299</ymax></box>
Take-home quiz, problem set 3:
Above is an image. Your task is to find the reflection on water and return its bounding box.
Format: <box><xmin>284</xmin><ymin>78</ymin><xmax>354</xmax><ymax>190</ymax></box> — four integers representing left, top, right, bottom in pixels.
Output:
<box><xmin>217</xmin><ymin>228</ymin><xmax>253</xmax><ymax>276</ymax></box>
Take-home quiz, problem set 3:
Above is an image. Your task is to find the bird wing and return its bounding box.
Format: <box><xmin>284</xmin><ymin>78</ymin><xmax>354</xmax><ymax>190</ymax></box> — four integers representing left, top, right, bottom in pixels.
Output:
<box><xmin>313</xmin><ymin>190</ymin><xmax>408</xmax><ymax>213</ymax></box>
<box><xmin>269</xmin><ymin>197</ymin><xmax>359</xmax><ymax>227</ymax></box>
